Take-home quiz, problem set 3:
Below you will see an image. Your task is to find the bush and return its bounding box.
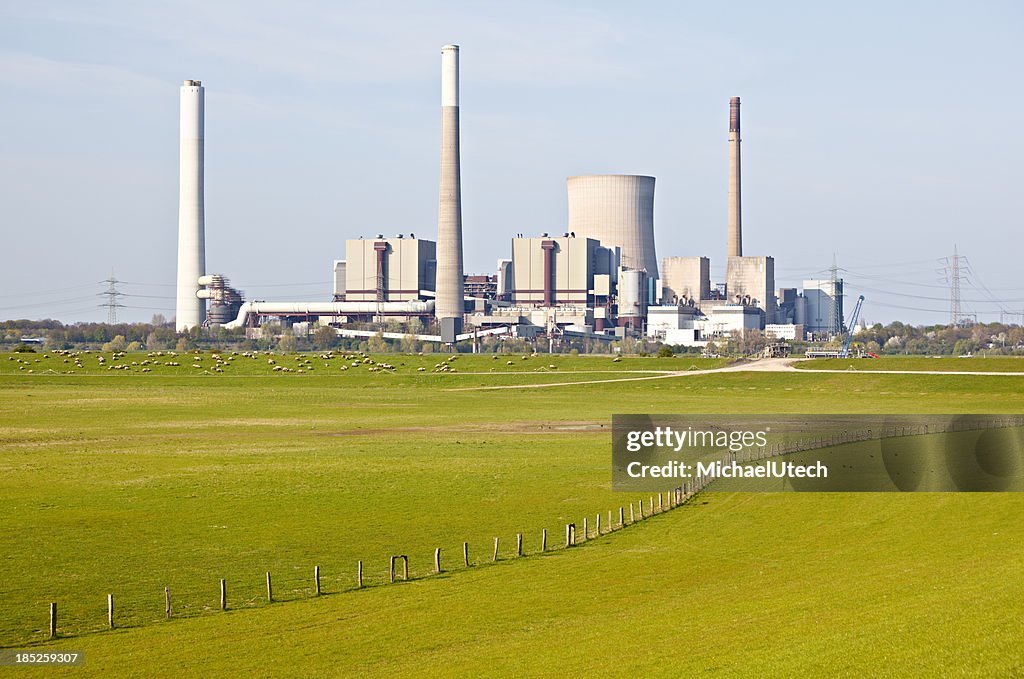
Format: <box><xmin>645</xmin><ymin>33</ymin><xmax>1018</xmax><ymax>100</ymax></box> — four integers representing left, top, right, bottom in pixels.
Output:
<box><xmin>13</xmin><ymin>344</ymin><xmax>37</xmax><ymax>353</ymax></box>
<box><xmin>656</xmin><ymin>345</ymin><xmax>674</xmax><ymax>358</ymax></box>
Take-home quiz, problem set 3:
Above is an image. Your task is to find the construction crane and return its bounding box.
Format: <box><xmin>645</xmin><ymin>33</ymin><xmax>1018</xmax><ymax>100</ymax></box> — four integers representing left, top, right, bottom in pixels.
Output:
<box><xmin>840</xmin><ymin>295</ymin><xmax>865</xmax><ymax>359</ymax></box>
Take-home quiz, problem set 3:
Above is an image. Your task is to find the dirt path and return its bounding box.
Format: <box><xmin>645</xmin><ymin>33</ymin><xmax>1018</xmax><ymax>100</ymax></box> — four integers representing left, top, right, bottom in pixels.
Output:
<box><xmin>448</xmin><ymin>357</ymin><xmax>1022</xmax><ymax>391</ymax></box>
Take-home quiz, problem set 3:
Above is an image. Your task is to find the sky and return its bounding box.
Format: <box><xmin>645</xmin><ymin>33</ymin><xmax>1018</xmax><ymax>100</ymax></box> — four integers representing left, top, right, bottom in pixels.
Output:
<box><xmin>1</xmin><ymin>0</ymin><xmax>1023</xmax><ymax>327</ymax></box>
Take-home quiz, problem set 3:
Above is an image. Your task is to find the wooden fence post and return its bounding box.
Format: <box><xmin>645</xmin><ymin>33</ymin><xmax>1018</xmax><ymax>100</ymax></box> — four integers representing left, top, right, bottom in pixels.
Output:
<box><xmin>401</xmin><ymin>555</ymin><xmax>408</xmax><ymax>580</ymax></box>
<box><xmin>165</xmin><ymin>587</ymin><xmax>171</xmax><ymax>618</ymax></box>
<box><xmin>315</xmin><ymin>566</ymin><xmax>321</xmax><ymax>595</ymax></box>
<box><xmin>390</xmin><ymin>556</ymin><xmax>396</xmax><ymax>583</ymax></box>
<box><xmin>493</xmin><ymin>537</ymin><xmax>500</xmax><ymax>562</ymax></box>
<box><xmin>608</xmin><ymin>510</ymin><xmax>613</xmax><ymax>531</ymax></box>
<box><xmin>542</xmin><ymin>528</ymin><xmax>547</xmax><ymax>552</ymax></box>
<box><xmin>596</xmin><ymin>513</ymin><xmax>601</xmax><ymax>535</ymax></box>
<box><xmin>49</xmin><ymin>602</ymin><xmax>57</xmax><ymax>638</ymax></box>
<box><xmin>516</xmin><ymin>533</ymin><xmax>523</xmax><ymax>557</ymax></box>
<box><xmin>358</xmin><ymin>560</ymin><xmax>363</xmax><ymax>588</ymax></box>
<box><xmin>463</xmin><ymin>542</ymin><xmax>469</xmax><ymax>567</ymax></box>
<box><xmin>266</xmin><ymin>572</ymin><xmax>273</xmax><ymax>602</ymax></box>
<box><xmin>629</xmin><ymin>504</ymin><xmax>634</xmax><ymax>524</ymax></box>
<box><xmin>434</xmin><ymin>548</ymin><xmax>442</xmax><ymax>573</ymax></box>
<box><xmin>108</xmin><ymin>593</ymin><xmax>114</xmax><ymax>628</ymax></box>
<box><xmin>619</xmin><ymin>506</ymin><xmax>624</xmax><ymax>527</ymax></box>
<box><xmin>220</xmin><ymin>579</ymin><xmax>227</xmax><ymax>610</ymax></box>
<box><xmin>583</xmin><ymin>517</ymin><xmax>588</xmax><ymax>540</ymax></box>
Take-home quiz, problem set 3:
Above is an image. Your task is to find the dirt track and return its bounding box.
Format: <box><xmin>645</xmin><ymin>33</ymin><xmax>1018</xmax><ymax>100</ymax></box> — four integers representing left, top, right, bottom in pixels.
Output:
<box><xmin>448</xmin><ymin>357</ymin><xmax>1023</xmax><ymax>391</ymax></box>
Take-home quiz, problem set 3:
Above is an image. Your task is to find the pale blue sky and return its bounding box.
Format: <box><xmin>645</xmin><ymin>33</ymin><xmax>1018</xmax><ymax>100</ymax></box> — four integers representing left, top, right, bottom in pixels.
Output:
<box><xmin>2</xmin><ymin>1</ymin><xmax>1022</xmax><ymax>325</ymax></box>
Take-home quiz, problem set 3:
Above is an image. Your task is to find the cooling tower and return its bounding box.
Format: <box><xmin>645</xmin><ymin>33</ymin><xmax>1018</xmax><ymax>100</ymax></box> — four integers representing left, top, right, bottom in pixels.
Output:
<box><xmin>435</xmin><ymin>45</ymin><xmax>464</xmax><ymax>324</ymax></box>
<box><xmin>175</xmin><ymin>79</ymin><xmax>206</xmax><ymax>331</ymax></box>
<box><xmin>727</xmin><ymin>96</ymin><xmax>742</xmax><ymax>258</ymax></box>
<box><xmin>566</xmin><ymin>175</ymin><xmax>657</xmax><ymax>278</ymax></box>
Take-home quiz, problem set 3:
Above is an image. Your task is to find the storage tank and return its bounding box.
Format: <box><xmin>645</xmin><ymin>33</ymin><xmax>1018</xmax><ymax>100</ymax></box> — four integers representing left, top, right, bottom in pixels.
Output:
<box><xmin>618</xmin><ymin>269</ymin><xmax>647</xmax><ymax>328</ymax></box>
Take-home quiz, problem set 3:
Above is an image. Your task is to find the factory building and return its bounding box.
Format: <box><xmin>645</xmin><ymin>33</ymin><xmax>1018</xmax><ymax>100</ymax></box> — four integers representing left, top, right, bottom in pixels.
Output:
<box><xmin>510</xmin><ymin>235</ymin><xmax>618</xmax><ymax>308</ymax></box>
<box><xmin>495</xmin><ymin>260</ymin><xmax>513</xmax><ymax>302</ymax></box>
<box><xmin>647</xmin><ymin>304</ymin><xmax>762</xmax><ymax>347</ymax></box>
<box><xmin>662</xmin><ymin>256</ymin><xmax>710</xmax><ymax>305</ymax></box>
<box><xmin>567</xmin><ymin>175</ymin><xmax>658</xmax><ymax>279</ymax></box>
<box><xmin>802</xmin><ymin>278</ymin><xmax>844</xmax><ymax>335</ymax></box>
<box><xmin>336</xmin><ymin>237</ymin><xmax>436</xmax><ymax>303</ymax></box>
<box><xmin>775</xmin><ymin>287</ymin><xmax>799</xmax><ymax>324</ymax></box>
<box><xmin>464</xmin><ymin>274</ymin><xmax>497</xmax><ymax>300</ymax></box>
<box><xmin>725</xmin><ymin>255</ymin><xmax>776</xmax><ymax>324</ymax></box>
<box><xmin>332</xmin><ymin>261</ymin><xmax>346</xmax><ymax>301</ymax></box>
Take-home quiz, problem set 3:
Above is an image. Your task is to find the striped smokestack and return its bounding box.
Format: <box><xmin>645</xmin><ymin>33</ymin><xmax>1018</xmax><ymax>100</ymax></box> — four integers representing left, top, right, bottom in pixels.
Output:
<box><xmin>435</xmin><ymin>45</ymin><xmax>464</xmax><ymax>324</ymax></box>
<box><xmin>727</xmin><ymin>96</ymin><xmax>742</xmax><ymax>258</ymax></box>
<box><xmin>175</xmin><ymin>79</ymin><xmax>206</xmax><ymax>331</ymax></box>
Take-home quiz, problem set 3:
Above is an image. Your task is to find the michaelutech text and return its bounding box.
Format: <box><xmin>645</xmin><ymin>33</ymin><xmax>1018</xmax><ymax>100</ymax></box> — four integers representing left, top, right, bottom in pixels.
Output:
<box><xmin>626</xmin><ymin>460</ymin><xmax>828</xmax><ymax>479</ymax></box>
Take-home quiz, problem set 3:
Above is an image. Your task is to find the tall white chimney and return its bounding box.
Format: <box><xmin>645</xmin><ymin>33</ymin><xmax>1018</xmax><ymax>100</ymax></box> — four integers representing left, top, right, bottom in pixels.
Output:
<box><xmin>175</xmin><ymin>79</ymin><xmax>206</xmax><ymax>331</ymax></box>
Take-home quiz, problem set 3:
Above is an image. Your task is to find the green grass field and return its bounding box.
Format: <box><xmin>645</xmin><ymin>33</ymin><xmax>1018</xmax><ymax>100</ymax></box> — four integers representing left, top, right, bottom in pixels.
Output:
<box><xmin>795</xmin><ymin>355</ymin><xmax>1024</xmax><ymax>372</ymax></box>
<box><xmin>2</xmin><ymin>351</ymin><xmax>1023</xmax><ymax>676</ymax></box>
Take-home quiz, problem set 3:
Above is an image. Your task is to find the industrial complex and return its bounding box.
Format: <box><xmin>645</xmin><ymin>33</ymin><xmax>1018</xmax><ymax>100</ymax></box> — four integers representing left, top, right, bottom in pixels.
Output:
<box><xmin>175</xmin><ymin>47</ymin><xmax>848</xmax><ymax>349</ymax></box>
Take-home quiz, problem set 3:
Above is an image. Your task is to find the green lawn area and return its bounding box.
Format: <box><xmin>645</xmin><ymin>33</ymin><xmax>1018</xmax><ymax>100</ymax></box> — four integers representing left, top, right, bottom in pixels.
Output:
<box><xmin>2</xmin><ymin>351</ymin><xmax>1023</xmax><ymax>676</ymax></box>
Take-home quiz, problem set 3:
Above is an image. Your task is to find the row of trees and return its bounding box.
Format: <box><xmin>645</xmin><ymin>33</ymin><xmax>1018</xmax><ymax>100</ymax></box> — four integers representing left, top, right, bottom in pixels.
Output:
<box><xmin>3</xmin><ymin>317</ymin><xmax>1023</xmax><ymax>356</ymax></box>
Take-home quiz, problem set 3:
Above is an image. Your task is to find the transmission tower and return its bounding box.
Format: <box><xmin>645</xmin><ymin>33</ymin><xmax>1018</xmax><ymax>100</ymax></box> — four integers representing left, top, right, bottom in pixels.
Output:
<box><xmin>99</xmin><ymin>272</ymin><xmax>124</xmax><ymax>324</ymax></box>
<box><xmin>828</xmin><ymin>254</ymin><xmax>844</xmax><ymax>336</ymax></box>
<box><xmin>940</xmin><ymin>246</ymin><xmax>971</xmax><ymax>327</ymax></box>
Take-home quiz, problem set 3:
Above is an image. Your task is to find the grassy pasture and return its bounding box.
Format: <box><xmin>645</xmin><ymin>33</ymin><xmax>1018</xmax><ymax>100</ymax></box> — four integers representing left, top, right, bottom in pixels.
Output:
<box><xmin>795</xmin><ymin>355</ymin><xmax>1024</xmax><ymax>372</ymax></box>
<box><xmin>2</xmin><ymin>352</ymin><xmax>1023</xmax><ymax>676</ymax></box>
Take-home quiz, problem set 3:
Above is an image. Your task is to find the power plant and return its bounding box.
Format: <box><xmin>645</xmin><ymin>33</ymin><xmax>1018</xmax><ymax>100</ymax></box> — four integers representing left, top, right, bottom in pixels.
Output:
<box><xmin>175</xmin><ymin>51</ymin><xmax>849</xmax><ymax>348</ymax></box>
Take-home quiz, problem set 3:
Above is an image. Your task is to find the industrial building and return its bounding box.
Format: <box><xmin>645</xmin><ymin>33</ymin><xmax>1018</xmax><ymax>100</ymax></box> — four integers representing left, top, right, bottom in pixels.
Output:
<box><xmin>647</xmin><ymin>304</ymin><xmax>762</xmax><ymax>347</ymax></box>
<box><xmin>802</xmin><ymin>278</ymin><xmax>844</xmax><ymax>335</ymax></box>
<box><xmin>724</xmin><ymin>255</ymin><xmax>776</xmax><ymax>323</ymax></box>
<box><xmin>662</xmin><ymin>257</ymin><xmax>710</xmax><ymax>305</ymax></box>
<box><xmin>338</xmin><ymin>236</ymin><xmax>436</xmax><ymax>303</ymax></box>
<box><xmin>509</xmin><ymin>235</ymin><xmax>617</xmax><ymax>308</ymax></box>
